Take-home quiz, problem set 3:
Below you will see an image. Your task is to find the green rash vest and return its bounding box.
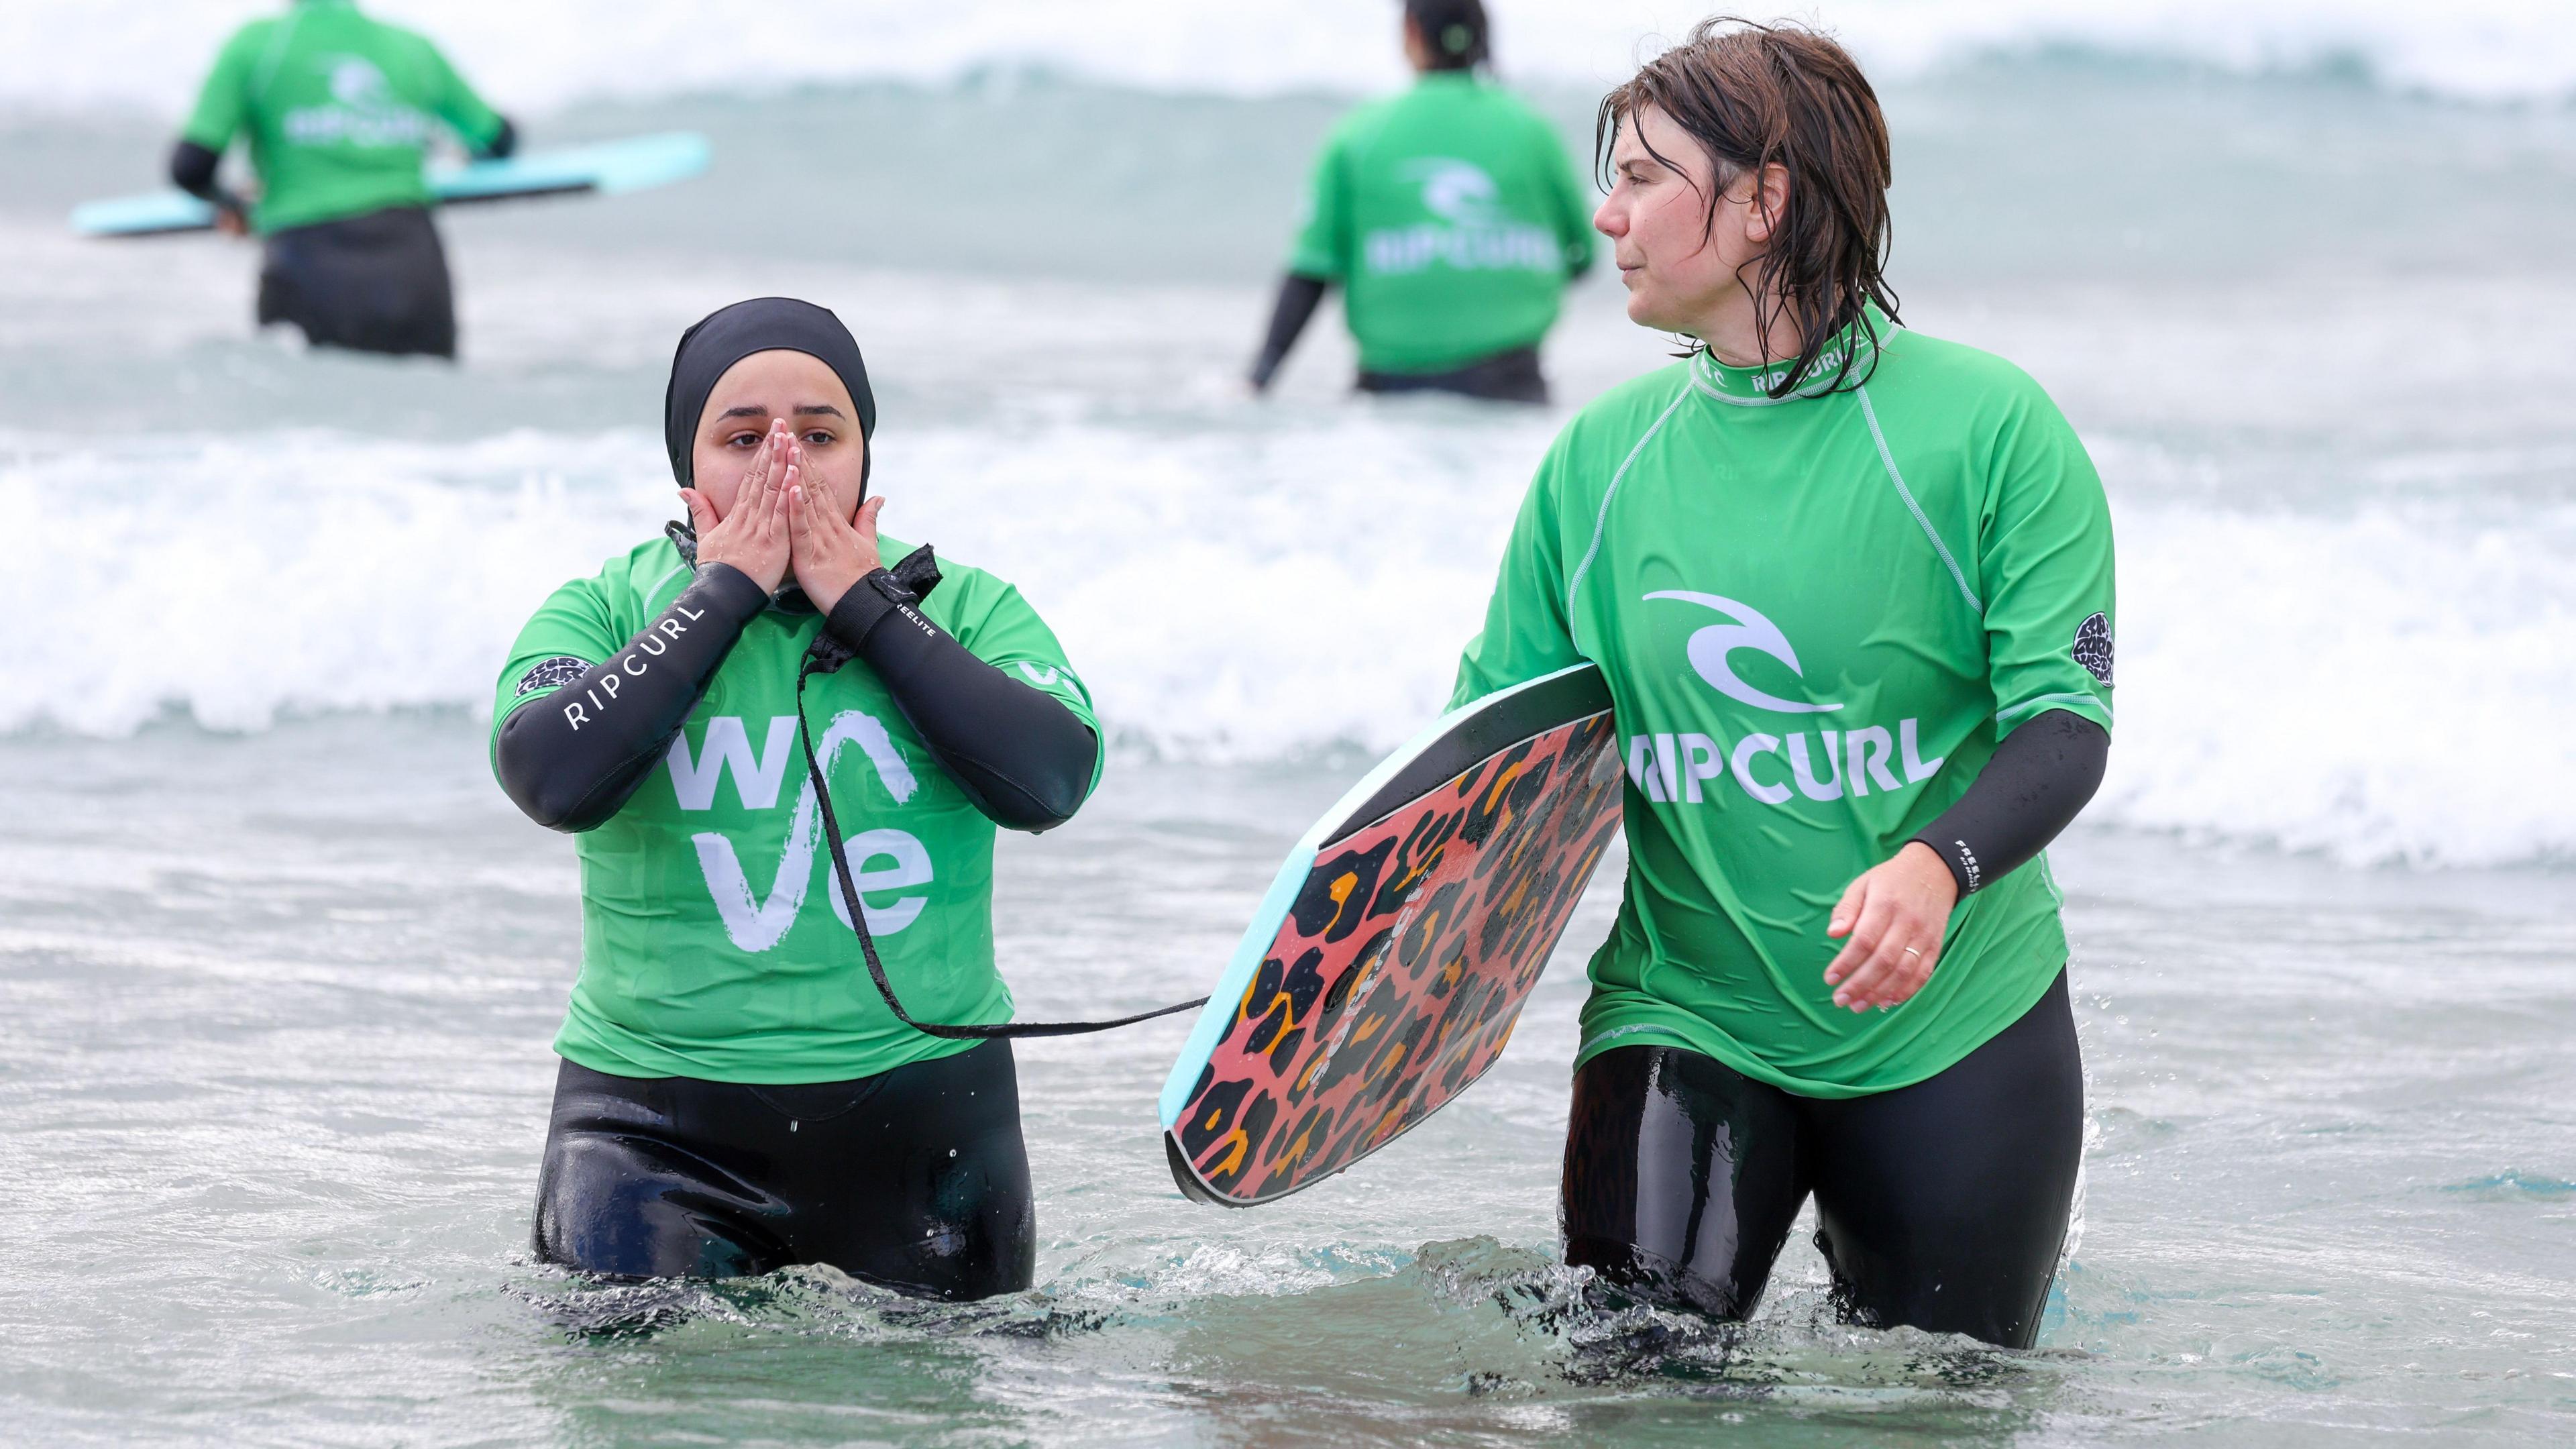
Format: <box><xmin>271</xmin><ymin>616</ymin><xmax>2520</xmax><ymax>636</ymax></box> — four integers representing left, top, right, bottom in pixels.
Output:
<box><xmin>181</xmin><ymin>0</ymin><xmax>506</xmax><ymax>235</ymax></box>
<box><xmin>1450</xmin><ymin>315</ymin><xmax>2116</xmax><ymax>1097</ymax></box>
<box><xmin>490</xmin><ymin>535</ymin><xmax>1103</xmax><ymax>1085</ymax></box>
<box><xmin>1290</xmin><ymin>72</ymin><xmax>1597</xmax><ymax>374</ymax></box>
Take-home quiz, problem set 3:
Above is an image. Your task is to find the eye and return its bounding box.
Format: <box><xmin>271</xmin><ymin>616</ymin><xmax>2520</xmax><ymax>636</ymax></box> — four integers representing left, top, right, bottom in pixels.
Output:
<box><xmin>802</xmin><ymin>430</ymin><xmax>835</xmax><ymax>446</ymax></box>
<box><xmin>724</xmin><ymin>430</ymin><xmax>761</xmax><ymax>447</ymax></box>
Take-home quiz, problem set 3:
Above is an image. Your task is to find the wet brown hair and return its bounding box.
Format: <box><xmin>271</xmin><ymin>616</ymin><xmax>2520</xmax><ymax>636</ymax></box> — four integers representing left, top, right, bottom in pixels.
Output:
<box><xmin>1597</xmin><ymin>16</ymin><xmax>1898</xmax><ymax>396</ymax></box>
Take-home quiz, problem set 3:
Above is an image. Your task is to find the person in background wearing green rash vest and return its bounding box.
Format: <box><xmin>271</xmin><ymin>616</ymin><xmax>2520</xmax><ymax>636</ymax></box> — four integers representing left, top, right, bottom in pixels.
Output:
<box><xmin>167</xmin><ymin>0</ymin><xmax>517</xmax><ymax>358</ymax></box>
<box><xmin>1247</xmin><ymin>0</ymin><xmax>1595</xmax><ymax>403</ymax></box>
<box><xmin>1452</xmin><ymin>19</ymin><xmax>2116</xmax><ymax>1348</ymax></box>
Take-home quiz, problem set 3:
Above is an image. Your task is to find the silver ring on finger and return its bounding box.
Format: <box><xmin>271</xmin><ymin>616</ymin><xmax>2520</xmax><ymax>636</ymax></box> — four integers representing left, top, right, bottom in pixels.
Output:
<box><xmin>1902</xmin><ymin>947</ymin><xmax>1922</xmax><ymax>958</ymax></box>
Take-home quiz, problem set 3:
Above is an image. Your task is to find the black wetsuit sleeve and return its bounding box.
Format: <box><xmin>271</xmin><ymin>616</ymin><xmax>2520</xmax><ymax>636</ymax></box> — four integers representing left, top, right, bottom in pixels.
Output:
<box><xmin>480</xmin><ymin>117</ymin><xmax>519</xmax><ymax>160</ymax></box>
<box><xmin>495</xmin><ymin>563</ymin><xmax>771</xmax><ymax>832</ymax></box>
<box><xmin>1909</xmin><ymin>710</ymin><xmax>2108</xmax><ymax>898</ymax></box>
<box><xmin>820</xmin><ymin>572</ymin><xmax>1097</xmax><ymax>833</ymax></box>
<box><xmin>1248</xmin><ymin>273</ymin><xmax>1331</xmax><ymax>391</ymax></box>
<box><xmin>168</xmin><ymin>140</ymin><xmax>246</xmax><ymax>217</ymax></box>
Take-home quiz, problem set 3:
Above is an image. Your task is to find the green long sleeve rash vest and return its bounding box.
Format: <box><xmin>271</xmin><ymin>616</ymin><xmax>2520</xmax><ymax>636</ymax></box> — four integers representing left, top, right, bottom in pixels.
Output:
<box><xmin>179</xmin><ymin>0</ymin><xmax>508</xmax><ymax>234</ymax></box>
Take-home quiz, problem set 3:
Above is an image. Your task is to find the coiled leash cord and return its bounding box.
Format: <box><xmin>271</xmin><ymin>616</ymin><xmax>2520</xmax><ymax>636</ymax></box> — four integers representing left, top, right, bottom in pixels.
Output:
<box><xmin>794</xmin><ymin>642</ymin><xmax>1206</xmax><ymax>1039</ymax></box>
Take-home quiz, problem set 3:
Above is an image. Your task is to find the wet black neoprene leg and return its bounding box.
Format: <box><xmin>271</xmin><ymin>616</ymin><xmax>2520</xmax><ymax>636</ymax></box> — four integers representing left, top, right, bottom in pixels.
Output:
<box><xmin>1560</xmin><ymin>1045</ymin><xmax>1809</xmax><ymax>1318</ymax></box>
<box><xmin>533</xmin><ymin>1040</ymin><xmax>1036</xmax><ymax>1299</ymax></box>
<box><xmin>1800</xmin><ymin>971</ymin><xmax>2084</xmax><ymax>1348</ymax></box>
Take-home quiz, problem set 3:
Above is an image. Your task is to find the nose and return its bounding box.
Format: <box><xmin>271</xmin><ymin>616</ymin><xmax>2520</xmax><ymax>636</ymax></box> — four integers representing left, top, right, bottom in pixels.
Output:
<box><xmin>1593</xmin><ymin>195</ymin><xmax>1624</xmax><ymax>239</ymax></box>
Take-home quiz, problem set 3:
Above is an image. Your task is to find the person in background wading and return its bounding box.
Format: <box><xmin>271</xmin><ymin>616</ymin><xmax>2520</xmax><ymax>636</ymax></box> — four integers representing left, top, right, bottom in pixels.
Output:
<box><xmin>1449</xmin><ymin>17</ymin><xmax>2116</xmax><ymax>1348</ymax></box>
<box><xmin>490</xmin><ymin>298</ymin><xmax>1104</xmax><ymax>1297</ymax></box>
<box><xmin>168</xmin><ymin>0</ymin><xmax>516</xmax><ymax>358</ymax></box>
<box><xmin>1246</xmin><ymin>0</ymin><xmax>1597</xmax><ymax>403</ymax></box>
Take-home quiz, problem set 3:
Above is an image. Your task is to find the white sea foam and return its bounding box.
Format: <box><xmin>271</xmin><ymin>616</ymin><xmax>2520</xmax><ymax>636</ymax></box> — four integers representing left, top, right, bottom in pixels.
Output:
<box><xmin>2106</xmin><ymin>499</ymin><xmax>2576</xmax><ymax>868</ymax></box>
<box><xmin>7</xmin><ymin>0</ymin><xmax>2575</xmax><ymax>118</ymax></box>
<box><xmin>4</xmin><ymin>412</ymin><xmax>2568</xmax><ymax>867</ymax></box>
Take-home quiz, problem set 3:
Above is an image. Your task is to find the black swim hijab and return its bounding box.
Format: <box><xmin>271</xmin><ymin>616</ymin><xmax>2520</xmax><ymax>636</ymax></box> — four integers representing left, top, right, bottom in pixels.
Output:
<box><xmin>663</xmin><ymin>297</ymin><xmax>876</xmax><ymax>488</ymax></box>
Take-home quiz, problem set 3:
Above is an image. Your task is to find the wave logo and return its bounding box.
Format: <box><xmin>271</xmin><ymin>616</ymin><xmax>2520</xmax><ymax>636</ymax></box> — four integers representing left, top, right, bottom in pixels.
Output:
<box><xmin>665</xmin><ymin>713</ymin><xmax>932</xmax><ymax>951</ymax></box>
<box><xmin>1404</xmin><ymin>158</ymin><xmax>1501</xmax><ymax>225</ymax></box>
<box><xmin>1644</xmin><ymin>591</ymin><xmax>1841</xmax><ymax>714</ymax></box>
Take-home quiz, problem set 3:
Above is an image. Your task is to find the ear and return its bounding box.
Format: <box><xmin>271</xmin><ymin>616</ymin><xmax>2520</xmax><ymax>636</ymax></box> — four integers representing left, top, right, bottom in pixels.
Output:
<box><xmin>1746</xmin><ymin>162</ymin><xmax>1792</xmax><ymax>244</ymax></box>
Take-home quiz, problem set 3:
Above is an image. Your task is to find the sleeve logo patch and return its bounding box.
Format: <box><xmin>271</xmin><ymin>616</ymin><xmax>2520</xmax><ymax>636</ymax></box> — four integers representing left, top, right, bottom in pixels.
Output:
<box><xmin>2072</xmin><ymin>612</ymin><xmax>2114</xmax><ymax>685</ymax></box>
<box><xmin>515</xmin><ymin>656</ymin><xmax>592</xmax><ymax>697</ymax></box>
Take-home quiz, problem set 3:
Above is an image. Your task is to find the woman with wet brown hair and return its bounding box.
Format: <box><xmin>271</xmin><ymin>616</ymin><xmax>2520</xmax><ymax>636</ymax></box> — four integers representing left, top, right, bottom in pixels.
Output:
<box><xmin>1450</xmin><ymin>17</ymin><xmax>2116</xmax><ymax>1346</ymax></box>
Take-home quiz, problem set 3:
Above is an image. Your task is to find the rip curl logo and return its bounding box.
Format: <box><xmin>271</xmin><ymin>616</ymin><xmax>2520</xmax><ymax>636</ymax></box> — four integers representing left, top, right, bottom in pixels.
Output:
<box><xmin>327</xmin><ymin>57</ymin><xmax>390</xmax><ymax>107</ymax></box>
<box><xmin>2073</xmin><ymin>612</ymin><xmax>2114</xmax><ymax>684</ymax></box>
<box><xmin>282</xmin><ymin>56</ymin><xmax>435</xmax><ymax>147</ymax></box>
<box><xmin>1629</xmin><ymin>590</ymin><xmax>1945</xmax><ymax>809</ymax></box>
<box><xmin>1362</xmin><ymin>157</ymin><xmax>1562</xmax><ymax>276</ymax></box>
<box><xmin>515</xmin><ymin>656</ymin><xmax>590</xmax><ymax>697</ymax></box>
<box><xmin>1407</xmin><ymin>158</ymin><xmax>1501</xmax><ymax>226</ymax></box>
<box><xmin>1644</xmin><ymin>591</ymin><xmax>1840</xmax><ymax>714</ymax></box>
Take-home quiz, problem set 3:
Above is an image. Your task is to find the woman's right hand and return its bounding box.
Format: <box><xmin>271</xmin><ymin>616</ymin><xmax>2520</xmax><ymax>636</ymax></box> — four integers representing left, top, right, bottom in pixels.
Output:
<box><xmin>681</xmin><ymin>422</ymin><xmax>794</xmax><ymax>593</ymax></box>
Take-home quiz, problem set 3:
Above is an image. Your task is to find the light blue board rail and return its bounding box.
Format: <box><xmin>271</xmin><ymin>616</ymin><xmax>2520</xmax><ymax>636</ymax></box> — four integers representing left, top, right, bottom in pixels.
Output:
<box><xmin>70</xmin><ymin>131</ymin><xmax>711</xmax><ymax>237</ymax></box>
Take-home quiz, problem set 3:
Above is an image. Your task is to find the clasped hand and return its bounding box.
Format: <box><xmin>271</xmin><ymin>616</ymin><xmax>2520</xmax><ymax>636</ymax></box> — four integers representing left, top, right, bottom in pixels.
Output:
<box><xmin>680</xmin><ymin>420</ymin><xmax>883</xmax><ymax>612</ymax></box>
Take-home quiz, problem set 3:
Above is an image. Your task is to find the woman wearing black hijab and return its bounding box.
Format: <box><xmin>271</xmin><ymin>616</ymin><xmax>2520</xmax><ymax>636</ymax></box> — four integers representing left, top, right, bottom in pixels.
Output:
<box><xmin>488</xmin><ymin>299</ymin><xmax>1102</xmax><ymax>1298</ymax></box>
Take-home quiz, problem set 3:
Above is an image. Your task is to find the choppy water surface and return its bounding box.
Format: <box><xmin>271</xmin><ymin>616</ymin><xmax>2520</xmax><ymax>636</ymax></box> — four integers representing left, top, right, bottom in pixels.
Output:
<box><xmin>3</xmin><ymin>722</ymin><xmax>2572</xmax><ymax>1444</ymax></box>
<box><xmin>3</xmin><ymin>26</ymin><xmax>2574</xmax><ymax>1448</ymax></box>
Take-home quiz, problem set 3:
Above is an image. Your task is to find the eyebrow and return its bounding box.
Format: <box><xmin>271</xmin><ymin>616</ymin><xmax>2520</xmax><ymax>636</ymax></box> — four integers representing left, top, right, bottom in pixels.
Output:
<box><xmin>716</xmin><ymin>403</ymin><xmax>845</xmax><ymax>421</ymax></box>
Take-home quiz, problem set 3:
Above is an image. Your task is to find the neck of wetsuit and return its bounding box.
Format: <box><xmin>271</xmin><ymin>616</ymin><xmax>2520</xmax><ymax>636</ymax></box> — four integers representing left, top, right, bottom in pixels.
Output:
<box><xmin>1692</xmin><ymin>303</ymin><xmax>1895</xmax><ymax>403</ymax></box>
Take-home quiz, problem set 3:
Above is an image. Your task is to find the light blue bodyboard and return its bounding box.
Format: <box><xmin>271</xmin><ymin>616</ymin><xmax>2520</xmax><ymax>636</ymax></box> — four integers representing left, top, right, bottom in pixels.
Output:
<box><xmin>70</xmin><ymin>131</ymin><xmax>711</xmax><ymax>237</ymax></box>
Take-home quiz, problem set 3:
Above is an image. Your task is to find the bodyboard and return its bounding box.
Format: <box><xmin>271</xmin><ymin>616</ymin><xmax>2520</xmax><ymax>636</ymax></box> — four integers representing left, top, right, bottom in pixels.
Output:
<box><xmin>70</xmin><ymin>131</ymin><xmax>711</xmax><ymax>238</ymax></box>
<box><xmin>1158</xmin><ymin>663</ymin><xmax>1624</xmax><ymax>1207</ymax></box>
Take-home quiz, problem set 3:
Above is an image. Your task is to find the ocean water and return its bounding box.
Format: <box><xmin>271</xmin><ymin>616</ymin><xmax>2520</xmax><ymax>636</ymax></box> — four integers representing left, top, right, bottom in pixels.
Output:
<box><xmin>3</xmin><ymin>5</ymin><xmax>2574</xmax><ymax>1444</ymax></box>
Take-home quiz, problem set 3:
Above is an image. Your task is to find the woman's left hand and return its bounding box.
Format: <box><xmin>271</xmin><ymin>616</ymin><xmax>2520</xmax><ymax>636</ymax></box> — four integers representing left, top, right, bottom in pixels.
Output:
<box><xmin>1822</xmin><ymin>842</ymin><xmax>1960</xmax><ymax>1012</ymax></box>
<box><xmin>786</xmin><ymin>453</ymin><xmax>883</xmax><ymax>614</ymax></box>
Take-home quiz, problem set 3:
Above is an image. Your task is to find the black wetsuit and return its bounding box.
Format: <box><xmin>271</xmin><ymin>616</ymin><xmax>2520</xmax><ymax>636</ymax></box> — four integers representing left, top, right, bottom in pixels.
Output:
<box><xmin>168</xmin><ymin>120</ymin><xmax>515</xmax><ymax>360</ymax></box>
<box><xmin>1565</xmin><ymin>972</ymin><xmax>2083</xmax><ymax>1347</ymax></box>
<box><xmin>536</xmin><ymin>1041</ymin><xmax>1034</xmax><ymax>1295</ymax></box>
<box><xmin>1248</xmin><ymin>273</ymin><xmax>1554</xmax><ymax>405</ymax></box>
<box><xmin>1358</xmin><ymin>346</ymin><xmax>1548</xmax><ymax>404</ymax></box>
<box><xmin>257</xmin><ymin>205</ymin><xmax>459</xmax><ymax>358</ymax></box>
<box><xmin>1562</xmin><ymin>712</ymin><xmax>2108</xmax><ymax>1347</ymax></box>
<box><xmin>501</xmin><ymin>548</ymin><xmax>1095</xmax><ymax>1295</ymax></box>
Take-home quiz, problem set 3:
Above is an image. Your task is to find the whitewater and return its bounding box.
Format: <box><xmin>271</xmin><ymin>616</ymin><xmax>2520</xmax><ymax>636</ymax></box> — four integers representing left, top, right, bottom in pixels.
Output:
<box><xmin>5</xmin><ymin>163</ymin><xmax>2573</xmax><ymax>865</ymax></box>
